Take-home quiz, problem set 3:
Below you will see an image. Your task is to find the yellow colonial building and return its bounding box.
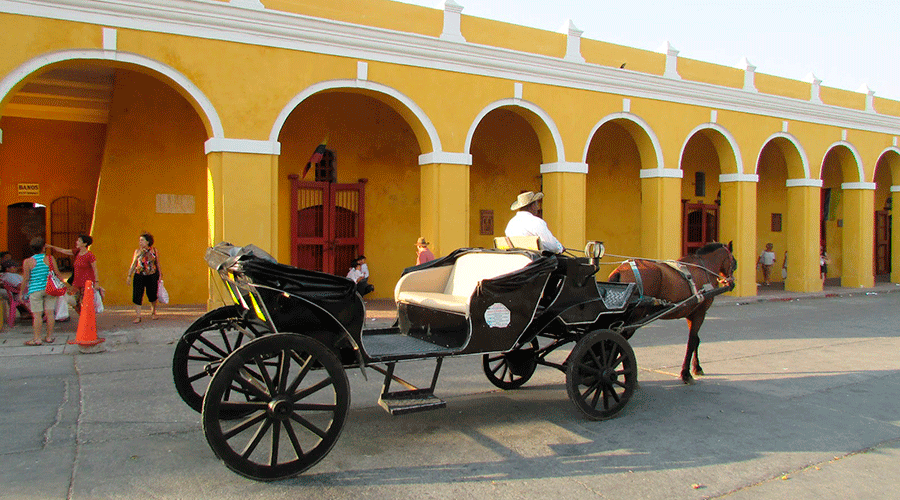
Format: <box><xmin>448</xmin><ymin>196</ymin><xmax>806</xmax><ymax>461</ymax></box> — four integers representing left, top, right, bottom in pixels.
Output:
<box><xmin>1</xmin><ymin>0</ymin><xmax>898</xmax><ymax>306</ymax></box>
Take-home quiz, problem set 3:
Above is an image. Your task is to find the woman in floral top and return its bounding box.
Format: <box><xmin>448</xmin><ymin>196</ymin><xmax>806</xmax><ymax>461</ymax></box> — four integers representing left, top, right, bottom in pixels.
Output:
<box><xmin>126</xmin><ymin>232</ymin><xmax>162</xmax><ymax>323</ymax></box>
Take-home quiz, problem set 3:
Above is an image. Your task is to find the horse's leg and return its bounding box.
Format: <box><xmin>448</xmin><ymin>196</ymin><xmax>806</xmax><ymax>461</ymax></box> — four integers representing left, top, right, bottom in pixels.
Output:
<box><xmin>681</xmin><ymin>312</ymin><xmax>705</xmax><ymax>384</ymax></box>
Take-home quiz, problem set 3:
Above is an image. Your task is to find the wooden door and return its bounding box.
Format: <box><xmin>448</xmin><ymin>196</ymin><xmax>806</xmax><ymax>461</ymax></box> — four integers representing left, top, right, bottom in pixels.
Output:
<box><xmin>289</xmin><ymin>175</ymin><xmax>365</xmax><ymax>275</ymax></box>
<box><xmin>50</xmin><ymin>196</ymin><xmax>87</xmax><ymax>271</ymax></box>
<box><xmin>682</xmin><ymin>202</ymin><xmax>719</xmax><ymax>255</ymax></box>
<box><xmin>6</xmin><ymin>202</ymin><xmax>46</xmax><ymax>261</ymax></box>
<box><xmin>874</xmin><ymin>210</ymin><xmax>891</xmax><ymax>275</ymax></box>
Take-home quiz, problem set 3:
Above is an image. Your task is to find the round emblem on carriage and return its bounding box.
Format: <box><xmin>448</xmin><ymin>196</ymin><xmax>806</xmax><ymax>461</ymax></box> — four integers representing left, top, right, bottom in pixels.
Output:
<box><xmin>484</xmin><ymin>303</ymin><xmax>511</xmax><ymax>328</ymax></box>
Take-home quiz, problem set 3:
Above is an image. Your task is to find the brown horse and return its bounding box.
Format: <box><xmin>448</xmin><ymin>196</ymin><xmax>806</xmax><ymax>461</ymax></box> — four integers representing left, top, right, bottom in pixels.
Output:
<box><xmin>608</xmin><ymin>242</ymin><xmax>736</xmax><ymax>384</ymax></box>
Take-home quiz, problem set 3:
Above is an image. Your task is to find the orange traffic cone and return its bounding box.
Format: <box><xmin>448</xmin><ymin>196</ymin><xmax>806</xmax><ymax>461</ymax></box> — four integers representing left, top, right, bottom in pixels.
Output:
<box><xmin>69</xmin><ymin>280</ymin><xmax>105</xmax><ymax>352</ymax></box>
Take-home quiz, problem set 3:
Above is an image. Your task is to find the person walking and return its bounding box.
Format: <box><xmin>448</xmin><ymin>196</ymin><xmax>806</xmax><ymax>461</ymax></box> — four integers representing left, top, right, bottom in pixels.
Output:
<box><xmin>756</xmin><ymin>243</ymin><xmax>776</xmax><ymax>286</ymax></box>
<box><xmin>47</xmin><ymin>234</ymin><xmax>102</xmax><ymax>314</ymax></box>
<box><xmin>19</xmin><ymin>238</ymin><xmax>59</xmax><ymax>345</ymax></box>
<box><xmin>415</xmin><ymin>237</ymin><xmax>435</xmax><ymax>265</ymax></box>
<box><xmin>126</xmin><ymin>232</ymin><xmax>162</xmax><ymax>323</ymax></box>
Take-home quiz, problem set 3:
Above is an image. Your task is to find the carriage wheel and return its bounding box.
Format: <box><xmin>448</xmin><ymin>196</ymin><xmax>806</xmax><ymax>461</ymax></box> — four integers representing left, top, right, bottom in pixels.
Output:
<box><xmin>172</xmin><ymin>307</ymin><xmax>267</xmax><ymax>416</ymax></box>
<box><xmin>202</xmin><ymin>333</ymin><xmax>350</xmax><ymax>481</ymax></box>
<box><xmin>565</xmin><ymin>330</ymin><xmax>637</xmax><ymax>421</ymax></box>
<box><xmin>482</xmin><ymin>339</ymin><xmax>540</xmax><ymax>390</ymax></box>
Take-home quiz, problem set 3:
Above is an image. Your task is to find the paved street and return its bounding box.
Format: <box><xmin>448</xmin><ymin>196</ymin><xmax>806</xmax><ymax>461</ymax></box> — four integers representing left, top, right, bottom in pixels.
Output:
<box><xmin>1</xmin><ymin>286</ymin><xmax>898</xmax><ymax>499</ymax></box>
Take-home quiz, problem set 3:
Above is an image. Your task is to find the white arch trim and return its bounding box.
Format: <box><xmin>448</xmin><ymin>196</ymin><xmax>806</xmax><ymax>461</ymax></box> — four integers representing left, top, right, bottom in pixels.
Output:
<box><xmin>822</xmin><ymin>140</ymin><xmax>865</xmax><ymax>183</ymax></box>
<box><xmin>876</xmin><ymin>146</ymin><xmax>900</xmax><ymax>167</ymax></box>
<box><xmin>891</xmin><ymin>186</ymin><xmax>900</xmax><ymax>193</ymax></box>
<box><xmin>756</xmin><ymin>132</ymin><xmax>811</xmax><ymax>179</ymax></box>
<box><xmin>269</xmin><ymin>79</ymin><xmax>441</xmax><ymax>155</ymax></box>
<box><xmin>841</xmin><ymin>182</ymin><xmax>876</xmax><ymax>190</ymax></box>
<box><xmin>786</xmin><ymin>178</ymin><xmax>823</xmax><ymax>188</ymax></box>
<box><xmin>582</xmin><ymin>112</ymin><xmax>664</xmax><ymax>172</ymax></box>
<box><xmin>0</xmin><ymin>49</ymin><xmax>224</xmax><ymax>138</ymax></box>
<box><xmin>464</xmin><ymin>98</ymin><xmax>565</xmax><ymax>162</ymax></box>
<box><xmin>680</xmin><ymin>122</ymin><xmax>744</xmax><ymax>175</ymax></box>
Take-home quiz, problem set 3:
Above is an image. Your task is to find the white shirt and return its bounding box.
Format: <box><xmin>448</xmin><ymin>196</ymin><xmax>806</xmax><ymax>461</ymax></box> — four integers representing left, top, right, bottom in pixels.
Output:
<box><xmin>360</xmin><ymin>263</ymin><xmax>369</xmax><ymax>278</ymax></box>
<box><xmin>504</xmin><ymin>211</ymin><xmax>564</xmax><ymax>253</ymax></box>
<box><xmin>346</xmin><ymin>267</ymin><xmax>364</xmax><ymax>283</ymax></box>
<box><xmin>1</xmin><ymin>272</ymin><xmax>23</xmax><ymax>287</ymax></box>
<box><xmin>760</xmin><ymin>250</ymin><xmax>776</xmax><ymax>266</ymax></box>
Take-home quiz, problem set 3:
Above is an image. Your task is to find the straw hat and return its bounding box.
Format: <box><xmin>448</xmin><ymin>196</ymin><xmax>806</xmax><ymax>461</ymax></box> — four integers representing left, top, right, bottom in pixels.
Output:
<box><xmin>510</xmin><ymin>191</ymin><xmax>543</xmax><ymax>211</ymax></box>
<box><xmin>416</xmin><ymin>237</ymin><xmax>429</xmax><ymax>246</ymax></box>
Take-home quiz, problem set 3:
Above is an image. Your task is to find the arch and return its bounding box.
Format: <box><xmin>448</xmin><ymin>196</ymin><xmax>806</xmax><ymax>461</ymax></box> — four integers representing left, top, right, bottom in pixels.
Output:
<box><xmin>820</xmin><ymin>141</ymin><xmax>865</xmax><ymax>183</ymax></box>
<box><xmin>875</xmin><ymin>146</ymin><xmax>900</xmax><ymax>183</ymax></box>
<box><xmin>465</xmin><ymin>99</ymin><xmax>564</xmax><ymax>163</ymax></box>
<box><xmin>583</xmin><ymin>112</ymin><xmax>663</xmax><ymax>171</ymax></box>
<box><xmin>270</xmin><ymin>79</ymin><xmax>440</xmax><ymax>156</ymax></box>
<box><xmin>756</xmin><ymin>132</ymin><xmax>810</xmax><ymax>180</ymax></box>
<box><xmin>0</xmin><ymin>49</ymin><xmax>222</xmax><ymax>139</ymax></box>
<box><xmin>680</xmin><ymin>123</ymin><xmax>743</xmax><ymax>176</ymax></box>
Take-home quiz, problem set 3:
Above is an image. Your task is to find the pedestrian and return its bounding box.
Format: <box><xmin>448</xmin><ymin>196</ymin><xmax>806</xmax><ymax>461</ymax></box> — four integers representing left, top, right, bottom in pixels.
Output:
<box><xmin>47</xmin><ymin>234</ymin><xmax>103</xmax><ymax>314</ymax></box>
<box><xmin>346</xmin><ymin>258</ymin><xmax>372</xmax><ymax>297</ymax></box>
<box><xmin>781</xmin><ymin>250</ymin><xmax>788</xmax><ymax>281</ymax></box>
<box><xmin>756</xmin><ymin>243</ymin><xmax>776</xmax><ymax>286</ymax></box>
<box><xmin>504</xmin><ymin>191</ymin><xmax>564</xmax><ymax>253</ymax></box>
<box><xmin>820</xmin><ymin>246</ymin><xmax>830</xmax><ymax>283</ymax></box>
<box><xmin>355</xmin><ymin>255</ymin><xmax>374</xmax><ymax>296</ymax></box>
<box><xmin>415</xmin><ymin>237</ymin><xmax>435</xmax><ymax>265</ymax></box>
<box><xmin>126</xmin><ymin>232</ymin><xmax>162</xmax><ymax>323</ymax></box>
<box><xmin>19</xmin><ymin>237</ymin><xmax>59</xmax><ymax>345</ymax></box>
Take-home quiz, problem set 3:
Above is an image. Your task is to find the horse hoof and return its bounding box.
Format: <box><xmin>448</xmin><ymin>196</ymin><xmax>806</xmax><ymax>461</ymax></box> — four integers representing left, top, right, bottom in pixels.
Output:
<box><xmin>681</xmin><ymin>373</ymin><xmax>695</xmax><ymax>384</ymax></box>
<box><xmin>693</xmin><ymin>368</ymin><xmax>705</xmax><ymax>376</ymax></box>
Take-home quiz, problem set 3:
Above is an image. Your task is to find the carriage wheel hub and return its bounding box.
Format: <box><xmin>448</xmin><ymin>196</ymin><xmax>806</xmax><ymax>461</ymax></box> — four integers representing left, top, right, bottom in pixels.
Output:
<box><xmin>267</xmin><ymin>398</ymin><xmax>292</xmax><ymax>420</ymax></box>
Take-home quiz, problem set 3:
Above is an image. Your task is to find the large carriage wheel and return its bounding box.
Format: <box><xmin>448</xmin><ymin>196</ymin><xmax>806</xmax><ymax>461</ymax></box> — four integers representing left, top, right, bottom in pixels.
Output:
<box><xmin>172</xmin><ymin>306</ymin><xmax>268</xmax><ymax>415</ymax></box>
<box><xmin>565</xmin><ymin>330</ymin><xmax>637</xmax><ymax>421</ymax></box>
<box><xmin>482</xmin><ymin>339</ymin><xmax>540</xmax><ymax>390</ymax></box>
<box><xmin>202</xmin><ymin>333</ymin><xmax>350</xmax><ymax>481</ymax></box>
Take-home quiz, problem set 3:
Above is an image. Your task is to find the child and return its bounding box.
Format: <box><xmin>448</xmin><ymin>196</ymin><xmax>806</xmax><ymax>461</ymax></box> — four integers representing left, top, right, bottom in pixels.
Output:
<box><xmin>756</xmin><ymin>243</ymin><xmax>776</xmax><ymax>286</ymax></box>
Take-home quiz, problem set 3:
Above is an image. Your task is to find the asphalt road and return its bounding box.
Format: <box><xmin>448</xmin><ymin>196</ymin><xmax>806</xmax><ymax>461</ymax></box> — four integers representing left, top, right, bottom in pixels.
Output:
<box><xmin>1</xmin><ymin>293</ymin><xmax>898</xmax><ymax>499</ymax></box>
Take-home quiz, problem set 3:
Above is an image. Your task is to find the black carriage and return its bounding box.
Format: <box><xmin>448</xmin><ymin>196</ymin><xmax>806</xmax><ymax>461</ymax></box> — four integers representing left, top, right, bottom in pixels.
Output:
<box><xmin>174</xmin><ymin>239</ymin><xmax>734</xmax><ymax>481</ymax></box>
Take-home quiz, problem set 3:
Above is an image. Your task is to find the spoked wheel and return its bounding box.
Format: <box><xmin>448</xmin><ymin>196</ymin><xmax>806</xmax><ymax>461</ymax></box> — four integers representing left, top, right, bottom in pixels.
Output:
<box><xmin>565</xmin><ymin>330</ymin><xmax>637</xmax><ymax>421</ymax></box>
<box><xmin>202</xmin><ymin>333</ymin><xmax>350</xmax><ymax>481</ymax></box>
<box><xmin>482</xmin><ymin>339</ymin><xmax>540</xmax><ymax>390</ymax></box>
<box><xmin>173</xmin><ymin>306</ymin><xmax>268</xmax><ymax>415</ymax></box>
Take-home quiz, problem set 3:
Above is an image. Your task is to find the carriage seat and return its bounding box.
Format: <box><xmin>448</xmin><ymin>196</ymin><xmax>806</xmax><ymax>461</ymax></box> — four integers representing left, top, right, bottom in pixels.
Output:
<box><xmin>395</xmin><ymin>252</ymin><xmax>533</xmax><ymax>315</ymax></box>
<box><xmin>493</xmin><ymin>236</ymin><xmax>540</xmax><ymax>251</ymax></box>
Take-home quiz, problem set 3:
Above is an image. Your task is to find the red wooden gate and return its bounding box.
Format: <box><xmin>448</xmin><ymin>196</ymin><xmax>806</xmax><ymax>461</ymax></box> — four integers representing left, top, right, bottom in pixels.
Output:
<box><xmin>874</xmin><ymin>210</ymin><xmax>891</xmax><ymax>275</ymax></box>
<box><xmin>682</xmin><ymin>202</ymin><xmax>719</xmax><ymax>255</ymax></box>
<box><xmin>289</xmin><ymin>175</ymin><xmax>365</xmax><ymax>275</ymax></box>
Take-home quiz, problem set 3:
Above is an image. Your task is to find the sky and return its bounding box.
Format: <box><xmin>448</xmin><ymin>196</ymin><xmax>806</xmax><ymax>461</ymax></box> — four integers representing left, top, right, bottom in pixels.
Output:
<box><xmin>394</xmin><ymin>0</ymin><xmax>900</xmax><ymax>102</ymax></box>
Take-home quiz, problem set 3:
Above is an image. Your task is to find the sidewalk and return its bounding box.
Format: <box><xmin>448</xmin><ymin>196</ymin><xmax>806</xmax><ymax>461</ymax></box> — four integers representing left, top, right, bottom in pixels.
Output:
<box><xmin>1</xmin><ymin>281</ymin><xmax>897</xmax><ymax>356</ymax></box>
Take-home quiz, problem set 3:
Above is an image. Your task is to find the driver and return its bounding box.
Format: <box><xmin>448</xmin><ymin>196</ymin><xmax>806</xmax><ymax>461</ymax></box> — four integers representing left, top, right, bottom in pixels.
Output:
<box><xmin>504</xmin><ymin>191</ymin><xmax>564</xmax><ymax>254</ymax></box>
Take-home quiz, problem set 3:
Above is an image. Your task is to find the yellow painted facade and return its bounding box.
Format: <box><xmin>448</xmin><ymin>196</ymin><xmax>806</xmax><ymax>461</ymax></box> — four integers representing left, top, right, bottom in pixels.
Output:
<box><xmin>1</xmin><ymin>0</ymin><xmax>898</xmax><ymax>307</ymax></box>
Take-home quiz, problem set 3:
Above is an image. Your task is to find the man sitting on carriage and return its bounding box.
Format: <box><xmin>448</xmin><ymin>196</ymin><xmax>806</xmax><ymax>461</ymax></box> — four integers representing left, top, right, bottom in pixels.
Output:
<box><xmin>504</xmin><ymin>191</ymin><xmax>564</xmax><ymax>254</ymax></box>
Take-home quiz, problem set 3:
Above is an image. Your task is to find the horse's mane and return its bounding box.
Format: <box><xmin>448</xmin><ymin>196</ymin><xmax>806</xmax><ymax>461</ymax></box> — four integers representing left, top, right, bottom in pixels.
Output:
<box><xmin>695</xmin><ymin>242</ymin><xmax>726</xmax><ymax>256</ymax></box>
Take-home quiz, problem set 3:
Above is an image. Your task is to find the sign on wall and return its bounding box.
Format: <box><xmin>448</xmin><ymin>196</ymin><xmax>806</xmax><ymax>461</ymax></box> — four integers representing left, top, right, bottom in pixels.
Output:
<box><xmin>17</xmin><ymin>183</ymin><xmax>39</xmax><ymax>196</ymax></box>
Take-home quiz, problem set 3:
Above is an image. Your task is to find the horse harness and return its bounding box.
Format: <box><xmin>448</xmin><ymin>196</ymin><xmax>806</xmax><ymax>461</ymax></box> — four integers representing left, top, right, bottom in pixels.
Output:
<box><xmin>627</xmin><ymin>260</ymin><xmax>714</xmax><ymax>300</ymax></box>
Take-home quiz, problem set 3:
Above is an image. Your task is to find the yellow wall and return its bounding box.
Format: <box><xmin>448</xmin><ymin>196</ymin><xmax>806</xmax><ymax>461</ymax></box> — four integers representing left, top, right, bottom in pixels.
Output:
<box><xmin>90</xmin><ymin>70</ymin><xmax>209</xmax><ymax>305</ymax></box>
<box><xmin>0</xmin><ymin>117</ymin><xmax>105</xmax><ymax>259</ymax></box>
<box><xmin>680</xmin><ymin>133</ymin><xmax>722</xmax><ymax>206</ymax></box>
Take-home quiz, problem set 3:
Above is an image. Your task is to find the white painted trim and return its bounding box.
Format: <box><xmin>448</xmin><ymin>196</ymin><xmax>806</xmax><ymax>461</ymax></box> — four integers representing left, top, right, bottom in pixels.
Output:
<box><xmin>204</xmin><ymin>138</ymin><xmax>280</xmax><ymax>155</ymax></box>
<box><xmin>0</xmin><ymin>48</ymin><xmax>224</xmax><ymax>138</ymax></box>
<box><xmin>583</xmin><ymin>112</ymin><xmax>664</xmax><ymax>171</ymax></box>
<box><xmin>561</xmin><ymin>20</ymin><xmax>584</xmax><ymax>64</ymax></box>
<box><xmin>876</xmin><ymin>146</ymin><xmax>900</xmax><ymax>167</ymax></box>
<box><xmin>640</xmin><ymin>168</ymin><xmax>683</xmax><ymax>179</ymax></box>
<box><xmin>786</xmin><ymin>178</ymin><xmax>823</xmax><ymax>188</ymax></box>
<box><xmin>891</xmin><ymin>185</ymin><xmax>900</xmax><ymax>193</ymax></box>
<box><xmin>102</xmin><ymin>27</ymin><xmax>117</xmax><ymax>50</ymax></box>
<box><xmin>821</xmin><ymin>141</ymin><xmax>865</xmax><ymax>183</ymax></box>
<box><xmin>464</xmin><ymin>98</ymin><xmax>565</xmax><ymax>162</ymax></box>
<box><xmin>356</xmin><ymin>61</ymin><xmax>368</xmax><ymax>81</ymax></box>
<box><xmin>841</xmin><ymin>182</ymin><xmax>876</xmax><ymax>190</ymax></box>
<box><xmin>540</xmin><ymin>162</ymin><xmax>587</xmax><ymax>174</ymax></box>
<box><xmin>719</xmin><ymin>173</ymin><xmax>758</xmax><ymax>183</ymax></box>
<box><xmin>756</xmin><ymin>132</ymin><xmax>811</xmax><ymax>179</ymax></box>
<box><xmin>418</xmin><ymin>152</ymin><xmax>471</xmax><ymax>165</ymax></box>
<box><xmin>269</xmin><ymin>79</ymin><xmax>441</xmax><ymax>154</ymax></box>
<box><xmin>7</xmin><ymin>0</ymin><xmax>899</xmax><ymax>135</ymax></box>
<box><xmin>680</xmin><ymin>123</ymin><xmax>744</xmax><ymax>175</ymax></box>
<box><xmin>440</xmin><ymin>0</ymin><xmax>465</xmax><ymax>43</ymax></box>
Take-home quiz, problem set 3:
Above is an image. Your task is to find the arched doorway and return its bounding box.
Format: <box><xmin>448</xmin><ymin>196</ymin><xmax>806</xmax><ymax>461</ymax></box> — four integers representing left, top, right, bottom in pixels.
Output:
<box><xmin>873</xmin><ymin>149</ymin><xmax>898</xmax><ymax>280</ymax></box>
<box><xmin>680</xmin><ymin>132</ymin><xmax>725</xmax><ymax>255</ymax></box>
<box><xmin>6</xmin><ymin>202</ymin><xmax>45</xmax><ymax>261</ymax></box>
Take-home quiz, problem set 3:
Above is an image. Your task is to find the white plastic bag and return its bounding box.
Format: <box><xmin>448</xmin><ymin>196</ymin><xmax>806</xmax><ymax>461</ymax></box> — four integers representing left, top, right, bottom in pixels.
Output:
<box><xmin>157</xmin><ymin>280</ymin><xmax>170</xmax><ymax>305</ymax></box>
<box><xmin>55</xmin><ymin>296</ymin><xmax>69</xmax><ymax>321</ymax></box>
<box><xmin>94</xmin><ymin>288</ymin><xmax>104</xmax><ymax>314</ymax></box>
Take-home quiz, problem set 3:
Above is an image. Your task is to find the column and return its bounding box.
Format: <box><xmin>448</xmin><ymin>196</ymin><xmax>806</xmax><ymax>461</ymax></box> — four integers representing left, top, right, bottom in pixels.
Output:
<box><xmin>541</xmin><ymin>162</ymin><xmax>587</xmax><ymax>250</ymax></box>
<box><xmin>639</xmin><ymin>168</ymin><xmax>682</xmax><ymax>260</ymax></box>
<box><xmin>206</xmin><ymin>138</ymin><xmax>281</xmax><ymax>307</ymax></box>
<box><xmin>419</xmin><ymin>153</ymin><xmax>471</xmax><ymax>257</ymax></box>
<box><xmin>841</xmin><ymin>183</ymin><xmax>875</xmax><ymax>288</ymax></box>
<box><xmin>785</xmin><ymin>179</ymin><xmax>823</xmax><ymax>292</ymax></box>
<box><xmin>719</xmin><ymin>174</ymin><xmax>757</xmax><ymax>296</ymax></box>
<box><xmin>893</xmin><ymin>186</ymin><xmax>900</xmax><ymax>284</ymax></box>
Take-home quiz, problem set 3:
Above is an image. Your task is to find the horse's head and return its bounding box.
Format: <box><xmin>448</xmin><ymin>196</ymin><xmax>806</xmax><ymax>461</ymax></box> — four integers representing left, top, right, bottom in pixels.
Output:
<box><xmin>696</xmin><ymin>241</ymin><xmax>736</xmax><ymax>282</ymax></box>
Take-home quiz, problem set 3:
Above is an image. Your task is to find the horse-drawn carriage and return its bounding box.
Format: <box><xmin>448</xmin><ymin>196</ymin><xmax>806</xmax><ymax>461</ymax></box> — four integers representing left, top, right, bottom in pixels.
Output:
<box><xmin>173</xmin><ymin>239</ymin><xmax>735</xmax><ymax>481</ymax></box>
